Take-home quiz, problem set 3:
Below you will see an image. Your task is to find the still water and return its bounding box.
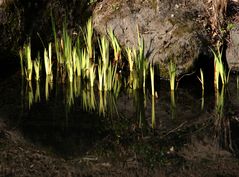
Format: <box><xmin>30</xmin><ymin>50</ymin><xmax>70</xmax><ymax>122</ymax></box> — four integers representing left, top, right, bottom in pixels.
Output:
<box><xmin>0</xmin><ymin>71</ymin><xmax>239</xmax><ymax>167</ymax></box>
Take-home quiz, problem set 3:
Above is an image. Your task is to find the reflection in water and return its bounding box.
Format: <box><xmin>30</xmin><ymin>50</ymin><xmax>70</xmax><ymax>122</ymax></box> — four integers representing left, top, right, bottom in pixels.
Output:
<box><xmin>170</xmin><ymin>91</ymin><xmax>176</xmax><ymax>119</ymax></box>
<box><xmin>26</xmin><ymin>81</ymin><xmax>34</xmax><ymax>109</ymax></box>
<box><xmin>35</xmin><ymin>81</ymin><xmax>41</xmax><ymax>103</ymax></box>
<box><xmin>45</xmin><ymin>76</ymin><xmax>53</xmax><ymax>101</ymax></box>
<box><xmin>151</xmin><ymin>96</ymin><xmax>155</xmax><ymax>128</ymax></box>
<box><xmin>215</xmin><ymin>86</ymin><xmax>225</xmax><ymax>117</ymax></box>
<box><xmin>201</xmin><ymin>90</ymin><xmax>204</xmax><ymax>111</ymax></box>
<box><xmin>66</xmin><ymin>81</ymin><xmax>74</xmax><ymax>112</ymax></box>
<box><xmin>133</xmin><ymin>90</ymin><xmax>146</xmax><ymax>128</ymax></box>
<box><xmin>213</xmin><ymin>86</ymin><xmax>234</xmax><ymax>152</ymax></box>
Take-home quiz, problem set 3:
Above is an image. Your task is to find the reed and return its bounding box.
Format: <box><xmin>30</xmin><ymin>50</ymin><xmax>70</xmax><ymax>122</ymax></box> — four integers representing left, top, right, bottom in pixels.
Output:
<box><xmin>22</xmin><ymin>43</ymin><xmax>33</xmax><ymax>81</ymax></box>
<box><xmin>197</xmin><ymin>68</ymin><xmax>204</xmax><ymax>91</ymax></box>
<box><xmin>19</xmin><ymin>49</ymin><xmax>24</xmax><ymax>76</ymax></box>
<box><xmin>131</xmin><ymin>34</ymin><xmax>148</xmax><ymax>90</ymax></box>
<box><xmin>98</xmin><ymin>36</ymin><xmax>110</xmax><ymax>90</ymax></box>
<box><xmin>150</xmin><ymin>64</ymin><xmax>155</xmax><ymax>96</ymax></box>
<box><xmin>211</xmin><ymin>46</ymin><xmax>230</xmax><ymax>90</ymax></box>
<box><xmin>126</xmin><ymin>47</ymin><xmax>134</xmax><ymax>72</ymax></box>
<box><xmin>108</xmin><ymin>29</ymin><xmax>121</xmax><ymax>61</ymax></box>
<box><xmin>66</xmin><ymin>62</ymin><xmax>73</xmax><ymax>82</ymax></box>
<box><xmin>51</xmin><ymin>14</ymin><xmax>63</xmax><ymax>68</ymax></box>
<box><xmin>80</xmin><ymin>49</ymin><xmax>90</xmax><ymax>79</ymax></box>
<box><xmin>168</xmin><ymin>60</ymin><xmax>176</xmax><ymax>91</ymax></box>
<box><xmin>44</xmin><ymin>43</ymin><xmax>53</xmax><ymax>77</ymax></box>
<box><xmin>84</xmin><ymin>17</ymin><xmax>94</xmax><ymax>59</ymax></box>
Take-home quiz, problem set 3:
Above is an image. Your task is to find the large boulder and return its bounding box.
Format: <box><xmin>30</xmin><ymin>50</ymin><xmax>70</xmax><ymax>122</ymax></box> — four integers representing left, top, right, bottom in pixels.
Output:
<box><xmin>226</xmin><ymin>24</ymin><xmax>239</xmax><ymax>71</ymax></box>
<box><xmin>93</xmin><ymin>0</ymin><xmax>210</xmax><ymax>78</ymax></box>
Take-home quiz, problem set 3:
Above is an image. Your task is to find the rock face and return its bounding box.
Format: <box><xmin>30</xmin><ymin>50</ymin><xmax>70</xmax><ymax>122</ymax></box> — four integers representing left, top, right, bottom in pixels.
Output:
<box><xmin>226</xmin><ymin>25</ymin><xmax>239</xmax><ymax>71</ymax></box>
<box><xmin>93</xmin><ymin>0</ymin><xmax>210</xmax><ymax>78</ymax></box>
<box><xmin>0</xmin><ymin>0</ymin><xmax>91</xmax><ymax>58</ymax></box>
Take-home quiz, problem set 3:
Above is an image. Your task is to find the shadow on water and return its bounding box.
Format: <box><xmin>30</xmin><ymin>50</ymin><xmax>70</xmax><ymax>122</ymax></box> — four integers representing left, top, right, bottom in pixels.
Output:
<box><xmin>1</xmin><ymin>71</ymin><xmax>239</xmax><ymax>166</ymax></box>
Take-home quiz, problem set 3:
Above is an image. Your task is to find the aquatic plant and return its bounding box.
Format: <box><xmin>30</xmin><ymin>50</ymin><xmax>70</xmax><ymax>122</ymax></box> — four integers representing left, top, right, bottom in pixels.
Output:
<box><xmin>84</xmin><ymin>17</ymin><xmax>94</xmax><ymax>59</ymax></box>
<box><xmin>211</xmin><ymin>46</ymin><xmax>230</xmax><ymax>90</ymax></box>
<box><xmin>108</xmin><ymin>29</ymin><xmax>121</xmax><ymax>61</ymax></box>
<box><xmin>150</xmin><ymin>64</ymin><xmax>155</xmax><ymax>96</ymax></box>
<box><xmin>19</xmin><ymin>49</ymin><xmax>24</xmax><ymax>76</ymax></box>
<box><xmin>44</xmin><ymin>43</ymin><xmax>53</xmax><ymax>78</ymax></box>
<box><xmin>168</xmin><ymin>60</ymin><xmax>176</xmax><ymax>91</ymax></box>
<box><xmin>126</xmin><ymin>47</ymin><xmax>134</xmax><ymax>72</ymax></box>
<box><xmin>51</xmin><ymin>14</ymin><xmax>63</xmax><ymax>69</ymax></box>
<box><xmin>197</xmin><ymin>68</ymin><xmax>204</xmax><ymax>110</ymax></box>
<box><xmin>20</xmin><ymin>43</ymin><xmax>33</xmax><ymax>81</ymax></box>
<box><xmin>197</xmin><ymin>69</ymin><xmax>204</xmax><ymax>91</ymax></box>
<box><xmin>99</xmin><ymin>35</ymin><xmax>110</xmax><ymax>90</ymax></box>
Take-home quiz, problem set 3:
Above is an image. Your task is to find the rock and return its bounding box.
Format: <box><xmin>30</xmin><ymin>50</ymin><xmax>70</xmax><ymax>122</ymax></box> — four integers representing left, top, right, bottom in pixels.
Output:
<box><xmin>93</xmin><ymin>0</ymin><xmax>210</xmax><ymax>78</ymax></box>
<box><xmin>226</xmin><ymin>24</ymin><xmax>239</xmax><ymax>71</ymax></box>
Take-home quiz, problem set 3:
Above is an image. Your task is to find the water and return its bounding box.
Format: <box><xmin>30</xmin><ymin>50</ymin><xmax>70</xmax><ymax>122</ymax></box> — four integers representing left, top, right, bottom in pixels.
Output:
<box><xmin>1</xmin><ymin>70</ymin><xmax>239</xmax><ymax>168</ymax></box>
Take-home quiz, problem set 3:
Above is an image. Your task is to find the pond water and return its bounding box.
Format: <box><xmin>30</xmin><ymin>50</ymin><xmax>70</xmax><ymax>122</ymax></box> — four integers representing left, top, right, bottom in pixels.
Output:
<box><xmin>1</xmin><ymin>68</ymin><xmax>239</xmax><ymax>171</ymax></box>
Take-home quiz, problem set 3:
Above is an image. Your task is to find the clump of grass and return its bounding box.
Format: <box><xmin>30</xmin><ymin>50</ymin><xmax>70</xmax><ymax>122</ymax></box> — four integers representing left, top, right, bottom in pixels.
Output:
<box><xmin>168</xmin><ymin>60</ymin><xmax>176</xmax><ymax>91</ymax></box>
<box><xmin>211</xmin><ymin>45</ymin><xmax>230</xmax><ymax>90</ymax></box>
